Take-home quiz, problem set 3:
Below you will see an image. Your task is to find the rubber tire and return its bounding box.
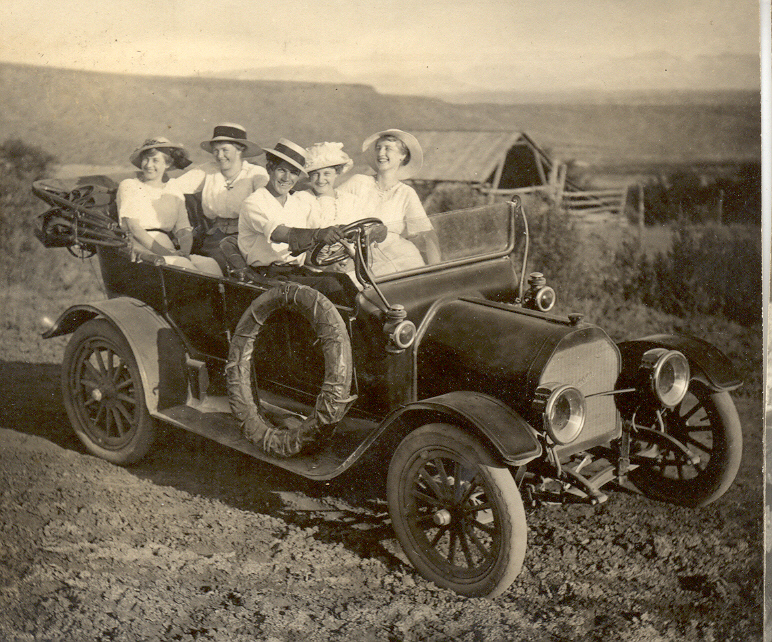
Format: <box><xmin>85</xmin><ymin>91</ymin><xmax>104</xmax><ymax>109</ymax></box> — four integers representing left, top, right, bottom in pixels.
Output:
<box><xmin>628</xmin><ymin>381</ymin><xmax>742</xmax><ymax>508</ymax></box>
<box><xmin>62</xmin><ymin>318</ymin><xmax>155</xmax><ymax>465</ymax></box>
<box><xmin>387</xmin><ymin>423</ymin><xmax>527</xmax><ymax>598</ymax></box>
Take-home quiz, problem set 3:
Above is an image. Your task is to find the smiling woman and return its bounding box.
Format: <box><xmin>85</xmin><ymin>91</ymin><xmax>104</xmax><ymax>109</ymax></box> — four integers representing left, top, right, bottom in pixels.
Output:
<box><xmin>116</xmin><ymin>137</ymin><xmax>222</xmax><ymax>276</ymax></box>
<box><xmin>338</xmin><ymin>129</ymin><xmax>441</xmax><ymax>268</ymax></box>
<box><xmin>169</xmin><ymin>124</ymin><xmax>268</xmax><ymax>272</ymax></box>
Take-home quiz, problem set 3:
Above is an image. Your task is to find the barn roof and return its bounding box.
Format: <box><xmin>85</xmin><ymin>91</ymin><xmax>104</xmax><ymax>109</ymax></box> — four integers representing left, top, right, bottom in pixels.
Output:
<box><xmin>409</xmin><ymin>130</ymin><xmax>552</xmax><ymax>183</ymax></box>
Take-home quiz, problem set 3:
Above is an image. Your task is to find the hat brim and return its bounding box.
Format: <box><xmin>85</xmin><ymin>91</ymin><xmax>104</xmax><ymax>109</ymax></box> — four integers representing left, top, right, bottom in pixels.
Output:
<box><xmin>362</xmin><ymin>129</ymin><xmax>423</xmax><ymax>179</ymax></box>
<box><xmin>264</xmin><ymin>149</ymin><xmax>308</xmax><ymax>176</ymax></box>
<box><xmin>201</xmin><ymin>137</ymin><xmax>262</xmax><ymax>158</ymax></box>
<box><xmin>130</xmin><ymin>144</ymin><xmax>192</xmax><ymax>170</ymax></box>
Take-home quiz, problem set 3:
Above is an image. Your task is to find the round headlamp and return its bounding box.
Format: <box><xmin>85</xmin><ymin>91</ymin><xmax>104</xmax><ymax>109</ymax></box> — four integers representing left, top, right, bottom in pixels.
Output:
<box><xmin>389</xmin><ymin>319</ymin><xmax>416</xmax><ymax>350</ymax></box>
<box><xmin>533</xmin><ymin>286</ymin><xmax>556</xmax><ymax>312</ymax></box>
<box><xmin>640</xmin><ymin>348</ymin><xmax>690</xmax><ymax>408</ymax></box>
<box><xmin>533</xmin><ymin>383</ymin><xmax>586</xmax><ymax>445</ymax></box>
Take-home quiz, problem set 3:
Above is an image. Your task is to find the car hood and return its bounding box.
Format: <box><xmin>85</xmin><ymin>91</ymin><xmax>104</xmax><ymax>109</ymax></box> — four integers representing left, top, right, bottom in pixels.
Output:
<box><xmin>416</xmin><ymin>297</ymin><xmax>621</xmax><ymax>415</ymax></box>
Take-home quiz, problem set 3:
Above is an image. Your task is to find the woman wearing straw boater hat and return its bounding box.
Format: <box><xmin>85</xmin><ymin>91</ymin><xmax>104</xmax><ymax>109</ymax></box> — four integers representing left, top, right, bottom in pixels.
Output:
<box><xmin>230</xmin><ymin>138</ymin><xmax>351</xmax><ymax>301</ymax></box>
<box><xmin>170</xmin><ymin>123</ymin><xmax>268</xmax><ymax>272</ymax></box>
<box><xmin>338</xmin><ymin>128</ymin><xmax>441</xmax><ymax>266</ymax></box>
<box><xmin>116</xmin><ymin>137</ymin><xmax>222</xmax><ymax>276</ymax></box>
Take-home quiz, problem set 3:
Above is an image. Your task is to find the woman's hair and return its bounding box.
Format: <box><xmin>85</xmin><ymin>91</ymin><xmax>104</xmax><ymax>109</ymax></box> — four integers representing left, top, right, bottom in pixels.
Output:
<box><xmin>211</xmin><ymin>140</ymin><xmax>247</xmax><ymax>154</ymax></box>
<box><xmin>378</xmin><ymin>134</ymin><xmax>410</xmax><ymax>166</ymax></box>
<box><xmin>266</xmin><ymin>153</ymin><xmax>301</xmax><ymax>175</ymax></box>
<box><xmin>265</xmin><ymin>153</ymin><xmax>281</xmax><ymax>173</ymax></box>
<box><xmin>140</xmin><ymin>147</ymin><xmax>174</xmax><ymax>167</ymax></box>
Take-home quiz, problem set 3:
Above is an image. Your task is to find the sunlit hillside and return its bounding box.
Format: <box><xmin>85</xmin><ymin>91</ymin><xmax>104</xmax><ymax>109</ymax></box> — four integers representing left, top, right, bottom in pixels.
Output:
<box><xmin>0</xmin><ymin>63</ymin><xmax>760</xmax><ymax>172</ymax></box>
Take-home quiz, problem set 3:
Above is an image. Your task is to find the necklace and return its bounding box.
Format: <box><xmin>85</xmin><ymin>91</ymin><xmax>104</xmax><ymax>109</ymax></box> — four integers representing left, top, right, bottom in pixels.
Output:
<box><xmin>375</xmin><ymin>177</ymin><xmax>399</xmax><ymax>197</ymax></box>
<box><xmin>223</xmin><ymin>165</ymin><xmax>243</xmax><ymax>190</ymax></box>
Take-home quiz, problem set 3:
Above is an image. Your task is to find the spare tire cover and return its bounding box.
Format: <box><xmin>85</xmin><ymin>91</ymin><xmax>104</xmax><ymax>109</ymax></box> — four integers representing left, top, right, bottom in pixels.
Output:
<box><xmin>225</xmin><ymin>283</ymin><xmax>355</xmax><ymax>429</ymax></box>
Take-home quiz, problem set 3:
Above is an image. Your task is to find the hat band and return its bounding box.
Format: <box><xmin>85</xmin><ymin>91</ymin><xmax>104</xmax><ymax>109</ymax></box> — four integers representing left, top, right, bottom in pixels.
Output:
<box><xmin>272</xmin><ymin>142</ymin><xmax>306</xmax><ymax>167</ymax></box>
<box><xmin>212</xmin><ymin>125</ymin><xmax>247</xmax><ymax>140</ymax></box>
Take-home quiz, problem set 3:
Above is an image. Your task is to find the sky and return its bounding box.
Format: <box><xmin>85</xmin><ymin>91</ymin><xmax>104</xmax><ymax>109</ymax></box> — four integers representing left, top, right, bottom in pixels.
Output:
<box><xmin>0</xmin><ymin>0</ymin><xmax>763</xmax><ymax>93</ymax></box>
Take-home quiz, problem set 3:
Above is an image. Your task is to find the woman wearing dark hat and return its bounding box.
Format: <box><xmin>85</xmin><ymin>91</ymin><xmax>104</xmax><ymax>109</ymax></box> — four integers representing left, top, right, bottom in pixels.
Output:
<box><xmin>171</xmin><ymin>123</ymin><xmax>268</xmax><ymax>271</ymax></box>
<box><xmin>233</xmin><ymin>138</ymin><xmax>349</xmax><ymax>303</ymax></box>
<box><xmin>339</xmin><ymin>128</ymin><xmax>441</xmax><ymax>265</ymax></box>
<box><xmin>117</xmin><ymin>137</ymin><xmax>222</xmax><ymax>276</ymax></box>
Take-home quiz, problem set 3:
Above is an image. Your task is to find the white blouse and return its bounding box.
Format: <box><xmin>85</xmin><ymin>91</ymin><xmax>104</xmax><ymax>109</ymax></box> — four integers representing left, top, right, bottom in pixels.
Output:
<box><xmin>238</xmin><ymin>187</ymin><xmax>321</xmax><ymax>267</ymax></box>
<box><xmin>337</xmin><ymin>174</ymin><xmax>433</xmax><ymax>238</ymax></box>
<box><xmin>116</xmin><ymin>178</ymin><xmax>190</xmax><ymax>234</ymax></box>
<box><xmin>170</xmin><ymin>160</ymin><xmax>269</xmax><ymax>220</ymax></box>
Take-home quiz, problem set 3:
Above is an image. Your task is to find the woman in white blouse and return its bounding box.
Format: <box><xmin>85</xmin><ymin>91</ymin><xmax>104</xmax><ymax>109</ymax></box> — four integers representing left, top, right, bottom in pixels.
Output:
<box><xmin>116</xmin><ymin>138</ymin><xmax>221</xmax><ymax>276</ymax></box>
<box><xmin>338</xmin><ymin>129</ymin><xmax>441</xmax><ymax>267</ymax></box>
<box><xmin>171</xmin><ymin>123</ymin><xmax>268</xmax><ymax>272</ymax></box>
<box><xmin>302</xmin><ymin>141</ymin><xmax>421</xmax><ymax>276</ymax></box>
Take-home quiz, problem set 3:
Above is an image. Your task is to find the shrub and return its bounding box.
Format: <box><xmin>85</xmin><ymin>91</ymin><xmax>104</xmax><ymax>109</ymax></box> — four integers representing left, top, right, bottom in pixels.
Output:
<box><xmin>608</xmin><ymin>225</ymin><xmax>760</xmax><ymax>326</ymax></box>
<box><xmin>0</xmin><ymin>138</ymin><xmax>56</xmax><ymax>181</ymax></box>
<box><xmin>423</xmin><ymin>184</ymin><xmax>487</xmax><ymax>215</ymax></box>
<box><xmin>642</xmin><ymin>164</ymin><xmax>761</xmax><ymax>226</ymax></box>
<box><xmin>526</xmin><ymin>194</ymin><xmax>586</xmax><ymax>297</ymax></box>
<box><xmin>0</xmin><ymin>139</ymin><xmax>57</xmax><ymax>285</ymax></box>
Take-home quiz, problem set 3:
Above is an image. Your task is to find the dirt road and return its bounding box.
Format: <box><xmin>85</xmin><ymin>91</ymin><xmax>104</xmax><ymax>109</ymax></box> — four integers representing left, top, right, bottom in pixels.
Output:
<box><xmin>0</xmin><ymin>357</ymin><xmax>763</xmax><ymax>641</ymax></box>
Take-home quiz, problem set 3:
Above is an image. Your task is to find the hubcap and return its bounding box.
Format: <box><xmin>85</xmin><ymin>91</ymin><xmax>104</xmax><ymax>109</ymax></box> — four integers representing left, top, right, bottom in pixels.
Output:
<box><xmin>433</xmin><ymin>509</ymin><xmax>452</xmax><ymax>526</ymax></box>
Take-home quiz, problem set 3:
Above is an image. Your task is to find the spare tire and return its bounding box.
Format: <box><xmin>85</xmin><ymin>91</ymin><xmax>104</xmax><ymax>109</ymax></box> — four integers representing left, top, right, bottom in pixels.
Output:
<box><xmin>225</xmin><ymin>283</ymin><xmax>356</xmax><ymax>444</ymax></box>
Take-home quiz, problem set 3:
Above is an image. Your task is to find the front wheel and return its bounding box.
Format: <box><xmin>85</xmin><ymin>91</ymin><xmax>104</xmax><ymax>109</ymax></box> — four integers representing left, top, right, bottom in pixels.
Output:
<box><xmin>62</xmin><ymin>319</ymin><xmax>155</xmax><ymax>465</ymax></box>
<box><xmin>628</xmin><ymin>381</ymin><xmax>742</xmax><ymax>507</ymax></box>
<box><xmin>387</xmin><ymin>423</ymin><xmax>527</xmax><ymax>598</ymax></box>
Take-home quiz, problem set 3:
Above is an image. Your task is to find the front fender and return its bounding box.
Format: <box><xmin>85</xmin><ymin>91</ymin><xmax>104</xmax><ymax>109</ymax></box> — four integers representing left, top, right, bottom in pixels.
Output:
<box><xmin>379</xmin><ymin>391</ymin><xmax>542</xmax><ymax>466</ymax></box>
<box><xmin>617</xmin><ymin>334</ymin><xmax>741</xmax><ymax>392</ymax></box>
<box><xmin>43</xmin><ymin>297</ymin><xmax>189</xmax><ymax>412</ymax></box>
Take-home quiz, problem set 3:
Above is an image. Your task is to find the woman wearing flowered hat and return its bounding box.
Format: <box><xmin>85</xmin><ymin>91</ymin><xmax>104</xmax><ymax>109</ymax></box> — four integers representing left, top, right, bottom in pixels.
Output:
<box><xmin>302</xmin><ymin>141</ymin><xmax>423</xmax><ymax>275</ymax></box>
<box><xmin>170</xmin><ymin>123</ymin><xmax>268</xmax><ymax>272</ymax></box>
<box><xmin>116</xmin><ymin>137</ymin><xmax>222</xmax><ymax>275</ymax></box>
<box><xmin>338</xmin><ymin>128</ymin><xmax>441</xmax><ymax>266</ymax></box>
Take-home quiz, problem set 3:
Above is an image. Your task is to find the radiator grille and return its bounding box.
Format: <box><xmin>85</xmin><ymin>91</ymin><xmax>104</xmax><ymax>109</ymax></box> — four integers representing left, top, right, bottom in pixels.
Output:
<box><xmin>540</xmin><ymin>334</ymin><xmax>621</xmax><ymax>454</ymax></box>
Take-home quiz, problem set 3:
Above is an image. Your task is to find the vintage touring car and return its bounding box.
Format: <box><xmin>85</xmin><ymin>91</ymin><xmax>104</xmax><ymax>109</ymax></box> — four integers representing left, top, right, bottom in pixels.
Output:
<box><xmin>31</xmin><ymin>174</ymin><xmax>743</xmax><ymax>598</ymax></box>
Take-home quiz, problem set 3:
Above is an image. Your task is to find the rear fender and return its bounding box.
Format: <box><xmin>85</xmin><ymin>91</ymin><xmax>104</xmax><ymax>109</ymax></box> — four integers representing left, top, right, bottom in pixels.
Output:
<box><xmin>617</xmin><ymin>334</ymin><xmax>741</xmax><ymax>392</ymax></box>
<box><xmin>379</xmin><ymin>391</ymin><xmax>542</xmax><ymax>466</ymax></box>
<box><xmin>43</xmin><ymin>297</ymin><xmax>189</xmax><ymax>412</ymax></box>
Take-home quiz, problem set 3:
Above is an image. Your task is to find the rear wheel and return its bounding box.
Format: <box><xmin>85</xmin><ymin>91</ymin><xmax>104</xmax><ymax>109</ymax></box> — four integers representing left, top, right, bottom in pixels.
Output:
<box><xmin>387</xmin><ymin>423</ymin><xmax>526</xmax><ymax>598</ymax></box>
<box><xmin>62</xmin><ymin>319</ymin><xmax>155</xmax><ymax>465</ymax></box>
<box><xmin>628</xmin><ymin>381</ymin><xmax>742</xmax><ymax>507</ymax></box>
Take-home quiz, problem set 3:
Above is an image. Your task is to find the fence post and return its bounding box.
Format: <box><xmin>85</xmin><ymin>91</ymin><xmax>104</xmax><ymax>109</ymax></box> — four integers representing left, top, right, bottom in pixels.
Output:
<box><xmin>717</xmin><ymin>188</ymin><xmax>724</xmax><ymax>224</ymax></box>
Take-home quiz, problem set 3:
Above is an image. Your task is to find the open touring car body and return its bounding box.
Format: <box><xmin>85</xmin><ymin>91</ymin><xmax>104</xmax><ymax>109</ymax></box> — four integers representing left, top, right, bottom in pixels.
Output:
<box><xmin>32</xmin><ymin>173</ymin><xmax>743</xmax><ymax>598</ymax></box>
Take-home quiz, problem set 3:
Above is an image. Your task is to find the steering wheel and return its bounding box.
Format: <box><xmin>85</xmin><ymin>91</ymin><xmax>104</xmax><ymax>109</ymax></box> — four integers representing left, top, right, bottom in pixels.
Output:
<box><xmin>307</xmin><ymin>218</ymin><xmax>385</xmax><ymax>267</ymax></box>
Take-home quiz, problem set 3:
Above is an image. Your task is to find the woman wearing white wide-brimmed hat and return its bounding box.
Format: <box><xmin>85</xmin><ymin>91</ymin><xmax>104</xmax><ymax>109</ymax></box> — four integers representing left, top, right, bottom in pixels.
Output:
<box><xmin>303</xmin><ymin>141</ymin><xmax>424</xmax><ymax>275</ymax></box>
<box><xmin>117</xmin><ymin>137</ymin><xmax>222</xmax><ymax>276</ymax></box>
<box><xmin>170</xmin><ymin>123</ymin><xmax>268</xmax><ymax>272</ymax></box>
<box><xmin>338</xmin><ymin>128</ymin><xmax>441</xmax><ymax>266</ymax></box>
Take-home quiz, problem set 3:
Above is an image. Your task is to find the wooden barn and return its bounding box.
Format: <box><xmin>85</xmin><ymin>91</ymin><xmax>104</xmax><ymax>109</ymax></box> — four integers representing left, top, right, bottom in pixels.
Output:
<box><xmin>408</xmin><ymin>130</ymin><xmax>632</xmax><ymax>222</ymax></box>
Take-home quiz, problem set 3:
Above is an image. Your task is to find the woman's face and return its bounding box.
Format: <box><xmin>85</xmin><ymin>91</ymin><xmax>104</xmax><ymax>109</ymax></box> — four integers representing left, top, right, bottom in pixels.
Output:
<box><xmin>267</xmin><ymin>160</ymin><xmax>302</xmax><ymax>197</ymax></box>
<box><xmin>211</xmin><ymin>142</ymin><xmax>243</xmax><ymax>174</ymax></box>
<box><xmin>140</xmin><ymin>149</ymin><xmax>171</xmax><ymax>182</ymax></box>
<box><xmin>308</xmin><ymin>167</ymin><xmax>337</xmax><ymax>197</ymax></box>
<box><xmin>374</xmin><ymin>138</ymin><xmax>407</xmax><ymax>174</ymax></box>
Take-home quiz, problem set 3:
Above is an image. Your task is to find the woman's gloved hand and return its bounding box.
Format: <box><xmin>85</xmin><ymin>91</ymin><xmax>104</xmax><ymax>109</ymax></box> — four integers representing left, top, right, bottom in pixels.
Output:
<box><xmin>312</xmin><ymin>226</ymin><xmax>344</xmax><ymax>245</ymax></box>
<box><xmin>288</xmin><ymin>226</ymin><xmax>343</xmax><ymax>255</ymax></box>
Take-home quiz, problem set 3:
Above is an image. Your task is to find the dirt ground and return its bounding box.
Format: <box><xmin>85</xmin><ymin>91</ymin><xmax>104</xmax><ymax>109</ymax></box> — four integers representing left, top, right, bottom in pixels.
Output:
<box><xmin>0</xmin><ymin>350</ymin><xmax>764</xmax><ymax>641</ymax></box>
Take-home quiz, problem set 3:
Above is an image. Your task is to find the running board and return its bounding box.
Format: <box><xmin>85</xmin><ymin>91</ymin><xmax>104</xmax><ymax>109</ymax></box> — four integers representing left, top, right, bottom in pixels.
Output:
<box><xmin>153</xmin><ymin>394</ymin><xmax>381</xmax><ymax>480</ymax></box>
